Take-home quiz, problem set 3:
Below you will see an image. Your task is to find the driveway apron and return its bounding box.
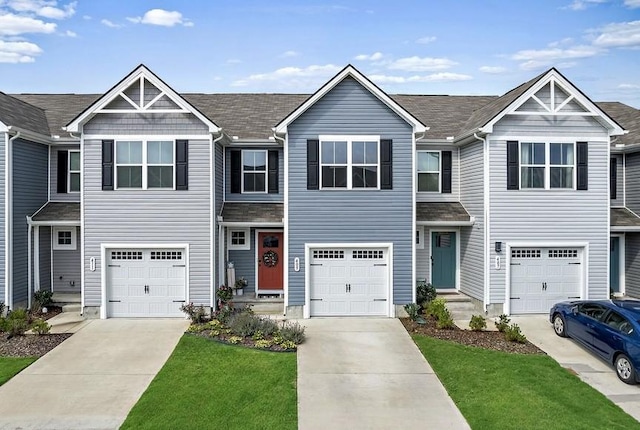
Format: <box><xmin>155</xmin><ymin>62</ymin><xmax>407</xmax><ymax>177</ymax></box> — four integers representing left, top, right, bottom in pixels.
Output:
<box><xmin>0</xmin><ymin>318</ymin><xmax>189</xmax><ymax>430</ymax></box>
<box><xmin>297</xmin><ymin>318</ymin><xmax>470</xmax><ymax>430</ymax></box>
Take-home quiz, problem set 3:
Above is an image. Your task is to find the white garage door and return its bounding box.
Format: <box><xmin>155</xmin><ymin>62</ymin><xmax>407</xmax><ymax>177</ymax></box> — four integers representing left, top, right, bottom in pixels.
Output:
<box><xmin>309</xmin><ymin>248</ymin><xmax>389</xmax><ymax>316</ymax></box>
<box><xmin>510</xmin><ymin>247</ymin><xmax>582</xmax><ymax>314</ymax></box>
<box><xmin>107</xmin><ymin>249</ymin><xmax>186</xmax><ymax>317</ymax></box>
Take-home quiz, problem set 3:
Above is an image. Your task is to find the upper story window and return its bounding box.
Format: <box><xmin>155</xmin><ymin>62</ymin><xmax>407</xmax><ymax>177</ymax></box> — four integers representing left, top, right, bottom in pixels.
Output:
<box><xmin>520</xmin><ymin>142</ymin><xmax>574</xmax><ymax>190</ymax></box>
<box><xmin>242</xmin><ymin>150</ymin><xmax>267</xmax><ymax>193</ymax></box>
<box><xmin>68</xmin><ymin>151</ymin><xmax>80</xmax><ymax>193</ymax></box>
<box><xmin>417</xmin><ymin>151</ymin><xmax>440</xmax><ymax>192</ymax></box>
<box><xmin>319</xmin><ymin>136</ymin><xmax>379</xmax><ymax>189</ymax></box>
<box><xmin>115</xmin><ymin>140</ymin><xmax>174</xmax><ymax>189</ymax></box>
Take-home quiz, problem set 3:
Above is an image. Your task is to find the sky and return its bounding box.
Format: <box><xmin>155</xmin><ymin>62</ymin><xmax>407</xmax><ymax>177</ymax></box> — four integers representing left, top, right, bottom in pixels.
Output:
<box><xmin>0</xmin><ymin>0</ymin><xmax>639</xmax><ymax>107</ymax></box>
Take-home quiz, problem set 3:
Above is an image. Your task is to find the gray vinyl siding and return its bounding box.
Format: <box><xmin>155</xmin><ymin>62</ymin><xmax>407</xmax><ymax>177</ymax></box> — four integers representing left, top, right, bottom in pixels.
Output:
<box><xmin>493</xmin><ymin>115</ymin><xmax>606</xmax><ymax>138</ymax></box>
<box><xmin>53</xmin><ymin>226</ymin><xmax>80</xmax><ymax>293</ymax></box>
<box><xmin>228</xmin><ymin>229</ymin><xmax>256</xmax><ymax>295</ymax></box>
<box><xmin>626</xmin><ymin>232</ymin><xmax>640</xmax><ymax>298</ymax></box>
<box><xmin>416</xmin><ymin>231</ymin><xmax>430</xmax><ymax>282</ymax></box>
<box><xmin>0</xmin><ymin>133</ymin><xmax>5</xmax><ymax>304</ymax></box>
<box><xmin>39</xmin><ymin>226</ymin><xmax>51</xmax><ymax>291</ymax></box>
<box><xmin>214</xmin><ymin>143</ymin><xmax>224</xmax><ymax>285</ymax></box>
<box><xmin>12</xmin><ymin>139</ymin><xmax>48</xmax><ymax>305</ymax></box>
<box><xmin>625</xmin><ymin>152</ymin><xmax>640</xmax><ymax>215</ymax></box>
<box><xmin>287</xmin><ymin>77</ymin><xmax>414</xmax><ymax>306</ymax></box>
<box><xmin>488</xmin><ymin>117</ymin><xmax>610</xmax><ymax>305</ymax></box>
<box><xmin>416</xmin><ymin>144</ymin><xmax>459</xmax><ymax>202</ymax></box>
<box><xmin>83</xmin><ymin>113</ymin><xmax>208</xmax><ymax>135</ymax></box>
<box><xmin>83</xmin><ymin>138</ymin><xmax>211</xmax><ymax>307</ymax></box>
<box><xmin>610</xmin><ymin>154</ymin><xmax>624</xmax><ymax>207</ymax></box>
<box><xmin>225</xmin><ymin>147</ymin><xmax>283</xmax><ymax>202</ymax></box>
<box><xmin>459</xmin><ymin>141</ymin><xmax>485</xmax><ymax>301</ymax></box>
<box><xmin>50</xmin><ymin>145</ymin><xmax>81</xmax><ymax>202</ymax></box>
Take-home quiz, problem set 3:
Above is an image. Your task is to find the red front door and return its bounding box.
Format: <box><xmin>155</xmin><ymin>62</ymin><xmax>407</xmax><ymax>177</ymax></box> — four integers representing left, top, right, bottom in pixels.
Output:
<box><xmin>257</xmin><ymin>232</ymin><xmax>283</xmax><ymax>291</ymax></box>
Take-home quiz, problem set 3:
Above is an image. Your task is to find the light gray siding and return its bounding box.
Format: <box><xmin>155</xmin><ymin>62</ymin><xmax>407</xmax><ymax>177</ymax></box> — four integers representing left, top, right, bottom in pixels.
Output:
<box><xmin>488</xmin><ymin>117</ymin><xmax>610</xmax><ymax>305</ymax></box>
<box><xmin>416</xmin><ymin>144</ymin><xmax>459</xmax><ymax>202</ymax></box>
<box><xmin>228</xmin><ymin>229</ymin><xmax>256</xmax><ymax>295</ymax></box>
<box><xmin>83</xmin><ymin>138</ymin><xmax>211</xmax><ymax>308</ymax></box>
<box><xmin>214</xmin><ymin>143</ymin><xmax>224</xmax><ymax>286</ymax></box>
<box><xmin>39</xmin><ymin>226</ymin><xmax>51</xmax><ymax>291</ymax></box>
<box><xmin>287</xmin><ymin>77</ymin><xmax>414</xmax><ymax>306</ymax></box>
<box><xmin>459</xmin><ymin>141</ymin><xmax>485</xmax><ymax>301</ymax></box>
<box><xmin>625</xmin><ymin>152</ymin><xmax>640</xmax><ymax>215</ymax></box>
<box><xmin>13</xmin><ymin>139</ymin><xmax>48</xmax><ymax>305</ymax></box>
<box><xmin>610</xmin><ymin>153</ymin><xmax>624</xmax><ymax>207</ymax></box>
<box><xmin>416</xmin><ymin>230</ymin><xmax>430</xmax><ymax>282</ymax></box>
<box><xmin>50</xmin><ymin>145</ymin><xmax>81</xmax><ymax>202</ymax></box>
<box><xmin>53</xmin><ymin>226</ymin><xmax>80</xmax><ymax>293</ymax></box>
<box><xmin>225</xmin><ymin>147</ymin><xmax>283</xmax><ymax>202</ymax></box>
<box><xmin>626</xmin><ymin>233</ymin><xmax>640</xmax><ymax>299</ymax></box>
<box><xmin>0</xmin><ymin>133</ymin><xmax>5</xmax><ymax>304</ymax></box>
<box><xmin>84</xmin><ymin>113</ymin><xmax>208</xmax><ymax>135</ymax></box>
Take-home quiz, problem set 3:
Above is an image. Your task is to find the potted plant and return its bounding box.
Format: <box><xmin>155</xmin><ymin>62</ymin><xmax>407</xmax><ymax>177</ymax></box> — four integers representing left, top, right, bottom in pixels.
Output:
<box><xmin>234</xmin><ymin>277</ymin><xmax>248</xmax><ymax>296</ymax></box>
<box><xmin>216</xmin><ymin>285</ymin><xmax>233</xmax><ymax>309</ymax></box>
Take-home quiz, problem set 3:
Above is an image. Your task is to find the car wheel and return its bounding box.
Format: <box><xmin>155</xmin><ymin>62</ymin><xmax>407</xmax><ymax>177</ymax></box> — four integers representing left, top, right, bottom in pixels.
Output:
<box><xmin>615</xmin><ymin>354</ymin><xmax>637</xmax><ymax>385</ymax></box>
<box><xmin>553</xmin><ymin>314</ymin><xmax>568</xmax><ymax>338</ymax></box>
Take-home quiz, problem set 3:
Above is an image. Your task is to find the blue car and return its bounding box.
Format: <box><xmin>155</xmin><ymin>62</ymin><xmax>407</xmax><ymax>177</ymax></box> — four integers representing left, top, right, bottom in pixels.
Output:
<box><xmin>549</xmin><ymin>299</ymin><xmax>640</xmax><ymax>384</ymax></box>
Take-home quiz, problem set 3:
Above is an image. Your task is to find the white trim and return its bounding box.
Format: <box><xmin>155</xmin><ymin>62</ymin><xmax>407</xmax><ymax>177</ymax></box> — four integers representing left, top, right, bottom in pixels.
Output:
<box><xmin>241</xmin><ymin>149</ymin><xmax>268</xmax><ymax>194</ymax></box>
<box><xmin>623</xmin><ymin>152</ymin><xmax>627</xmax><ymax>206</ymax></box>
<box><xmin>82</xmin><ymin>134</ymin><xmax>211</xmax><ymax>141</ymax></box>
<box><xmin>114</xmin><ymin>139</ymin><xmax>176</xmax><ymax>190</ymax></box>
<box><xmin>411</xmin><ymin>133</ymin><xmax>417</xmax><ymax>304</ymax></box>
<box><xmin>209</xmin><ymin>133</ymin><xmax>214</xmax><ymax>309</ymax></box>
<box><xmin>610</xmin><ymin>233</ymin><xmax>625</xmax><ymax>297</ymax></box>
<box><xmin>274</xmin><ymin>65</ymin><xmax>427</xmax><ymax>135</ymax></box>
<box><xmin>47</xmin><ymin>145</ymin><xmax>51</xmax><ymax>201</ymax></box>
<box><xmin>417</xmin><ymin>220</ymin><xmax>475</xmax><ymax>227</ymax></box>
<box><xmin>0</xmin><ymin>121</ymin><xmax>6</xmax><ymax>133</ymax></box>
<box><xmin>29</xmin><ymin>220</ymin><xmax>80</xmax><ymax>227</ymax></box>
<box><xmin>6</xmin><ymin>132</ymin><xmax>14</xmax><ymax>308</ymax></box>
<box><xmin>220</xmin><ymin>221</ymin><xmax>284</xmax><ymax>228</ymax></box>
<box><xmin>427</xmin><ymin>229</ymin><xmax>461</xmax><ymax>291</ymax></box>
<box><xmin>53</xmin><ymin>226</ymin><xmax>77</xmax><ymax>250</ymax></box>
<box><xmin>50</xmin><ymin>230</ymin><xmax>54</xmax><ymax>293</ymax></box>
<box><xmin>504</xmin><ymin>241</ymin><xmax>588</xmax><ymax>315</ymax></box>
<box><xmin>491</xmin><ymin>134</ymin><xmax>609</xmax><ymax>143</ymax></box>
<box><xmin>518</xmin><ymin>141</ymin><xmax>576</xmax><ymax>190</ymax></box>
<box><xmin>67</xmin><ymin>150</ymin><xmax>81</xmax><ymax>193</ymax></box>
<box><xmin>34</xmin><ymin>225</ymin><xmax>40</xmax><ymax>292</ymax></box>
<box><xmin>283</xmin><ymin>134</ymin><xmax>289</xmax><ymax>310</ymax></box>
<box><xmin>318</xmin><ymin>135</ymin><xmax>381</xmax><ymax>190</ymax></box>
<box><xmin>99</xmin><ymin>243</ymin><xmax>190</xmax><ymax>319</ymax></box>
<box><xmin>303</xmin><ymin>242</ymin><xmax>394</xmax><ymax>318</ymax></box>
<box><xmin>416</xmin><ymin>150</ymin><xmax>441</xmax><ymax>193</ymax></box>
<box><xmin>80</xmin><ymin>133</ymin><xmax>85</xmax><ymax>312</ymax></box>
<box><xmin>483</xmin><ymin>135</ymin><xmax>491</xmax><ymax>312</ymax></box>
<box><xmin>227</xmin><ymin>228</ymin><xmax>250</xmax><ymax>251</ymax></box>
<box><xmin>255</xmin><ymin>229</ymin><xmax>285</xmax><ymax>297</ymax></box>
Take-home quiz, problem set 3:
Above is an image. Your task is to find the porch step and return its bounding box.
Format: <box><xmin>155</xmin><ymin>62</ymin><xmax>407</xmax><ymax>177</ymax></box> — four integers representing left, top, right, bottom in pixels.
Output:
<box><xmin>233</xmin><ymin>296</ymin><xmax>284</xmax><ymax>316</ymax></box>
<box><xmin>438</xmin><ymin>293</ymin><xmax>479</xmax><ymax>321</ymax></box>
<box><xmin>61</xmin><ymin>303</ymin><xmax>81</xmax><ymax>313</ymax></box>
<box><xmin>51</xmin><ymin>293</ymin><xmax>81</xmax><ymax>306</ymax></box>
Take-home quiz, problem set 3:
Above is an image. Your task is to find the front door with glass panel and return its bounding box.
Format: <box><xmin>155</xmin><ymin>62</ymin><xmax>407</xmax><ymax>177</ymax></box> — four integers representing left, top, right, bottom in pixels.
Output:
<box><xmin>431</xmin><ymin>232</ymin><xmax>456</xmax><ymax>289</ymax></box>
<box><xmin>257</xmin><ymin>232</ymin><xmax>283</xmax><ymax>293</ymax></box>
<box><xmin>610</xmin><ymin>237</ymin><xmax>620</xmax><ymax>295</ymax></box>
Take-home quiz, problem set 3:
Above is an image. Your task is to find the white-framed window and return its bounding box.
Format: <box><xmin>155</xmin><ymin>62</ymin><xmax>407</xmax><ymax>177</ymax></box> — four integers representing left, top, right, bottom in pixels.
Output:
<box><xmin>520</xmin><ymin>142</ymin><xmax>575</xmax><ymax>190</ymax></box>
<box><xmin>115</xmin><ymin>140</ymin><xmax>174</xmax><ymax>189</ymax></box>
<box><xmin>68</xmin><ymin>150</ymin><xmax>80</xmax><ymax>193</ymax></box>
<box><xmin>53</xmin><ymin>227</ymin><xmax>77</xmax><ymax>250</ymax></box>
<box><xmin>242</xmin><ymin>150</ymin><xmax>267</xmax><ymax>193</ymax></box>
<box><xmin>228</xmin><ymin>228</ymin><xmax>250</xmax><ymax>250</ymax></box>
<box><xmin>416</xmin><ymin>226</ymin><xmax>424</xmax><ymax>250</ymax></box>
<box><xmin>417</xmin><ymin>151</ymin><xmax>440</xmax><ymax>192</ymax></box>
<box><xmin>319</xmin><ymin>135</ymin><xmax>379</xmax><ymax>189</ymax></box>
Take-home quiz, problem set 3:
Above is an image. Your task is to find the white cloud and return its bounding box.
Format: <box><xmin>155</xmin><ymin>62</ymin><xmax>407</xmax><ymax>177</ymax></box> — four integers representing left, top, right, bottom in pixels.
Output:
<box><xmin>624</xmin><ymin>0</ymin><xmax>640</xmax><ymax>8</ymax></box>
<box><xmin>387</xmin><ymin>56</ymin><xmax>457</xmax><ymax>72</ymax></box>
<box><xmin>370</xmin><ymin>72</ymin><xmax>472</xmax><ymax>84</ymax></box>
<box><xmin>0</xmin><ymin>13</ymin><xmax>57</xmax><ymax>36</ymax></box>
<box><xmin>231</xmin><ymin>64</ymin><xmax>341</xmax><ymax>87</ymax></box>
<box><xmin>512</xmin><ymin>45</ymin><xmax>601</xmax><ymax>69</ymax></box>
<box><xmin>619</xmin><ymin>83</ymin><xmax>640</xmax><ymax>89</ymax></box>
<box><xmin>64</xmin><ymin>29</ymin><xmax>75</xmax><ymax>37</ymax></box>
<box><xmin>591</xmin><ymin>20</ymin><xmax>640</xmax><ymax>48</ymax></box>
<box><xmin>280</xmin><ymin>50</ymin><xmax>299</xmax><ymax>58</ymax></box>
<box><xmin>354</xmin><ymin>52</ymin><xmax>383</xmax><ymax>61</ymax></box>
<box><xmin>226</xmin><ymin>58</ymin><xmax>241</xmax><ymax>64</ymax></box>
<box><xmin>564</xmin><ymin>0</ymin><xmax>607</xmax><ymax>10</ymax></box>
<box><xmin>127</xmin><ymin>9</ymin><xmax>193</xmax><ymax>27</ymax></box>
<box><xmin>416</xmin><ymin>36</ymin><xmax>436</xmax><ymax>44</ymax></box>
<box><xmin>82</xmin><ymin>15</ymin><xmax>91</xmax><ymax>20</ymax></box>
<box><xmin>479</xmin><ymin>66</ymin><xmax>507</xmax><ymax>74</ymax></box>
<box><xmin>0</xmin><ymin>39</ymin><xmax>42</xmax><ymax>63</ymax></box>
<box><xmin>7</xmin><ymin>0</ymin><xmax>76</xmax><ymax>19</ymax></box>
<box><xmin>100</xmin><ymin>19</ymin><xmax>121</xmax><ymax>28</ymax></box>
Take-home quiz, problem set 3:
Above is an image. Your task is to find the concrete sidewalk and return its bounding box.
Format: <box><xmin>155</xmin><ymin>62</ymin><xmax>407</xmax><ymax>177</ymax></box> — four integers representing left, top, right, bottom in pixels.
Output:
<box><xmin>297</xmin><ymin>318</ymin><xmax>470</xmax><ymax>430</ymax></box>
<box><xmin>512</xmin><ymin>315</ymin><xmax>640</xmax><ymax>423</ymax></box>
<box><xmin>0</xmin><ymin>318</ymin><xmax>189</xmax><ymax>430</ymax></box>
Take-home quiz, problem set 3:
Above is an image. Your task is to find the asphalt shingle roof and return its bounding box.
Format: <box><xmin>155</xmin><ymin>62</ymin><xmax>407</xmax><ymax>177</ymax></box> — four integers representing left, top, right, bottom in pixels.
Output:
<box><xmin>0</xmin><ymin>92</ymin><xmax>50</xmax><ymax>136</ymax></box>
<box><xmin>611</xmin><ymin>208</ymin><xmax>640</xmax><ymax>228</ymax></box>
<box><xmin>416</xmin><ymin>202</ymin><xmax>471</xmax><ymax>223</ymax></box>
<box><xmin>221</xmin><ymin>202</ymin><xmax>284</xmax><ymax>223</ymax></box>
<box><xmin>598</xmin><ymin>102</ymin><xmax>640</xmax><ymax>147</ymax></box>
<box><xmin>32</xmin><ymin>202</ymin><xmax>80</xmax><ymax>222</ymax></box>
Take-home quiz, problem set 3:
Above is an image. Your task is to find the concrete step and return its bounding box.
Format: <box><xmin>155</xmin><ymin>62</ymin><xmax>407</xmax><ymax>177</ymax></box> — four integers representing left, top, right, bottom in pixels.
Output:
<box><xmin>62</xmin><ymin>303</ymin><xmax>81</xmax><ymax>313</ymax></box>
<box><xmin>52</xmin><ymin>293</ymin><xmax>81</xmax><ymax>305</ymax></box>
<box><xmin>437</xmin><ymin>293</ymin><xmax>479</xmax><ymax>322</ymax></box>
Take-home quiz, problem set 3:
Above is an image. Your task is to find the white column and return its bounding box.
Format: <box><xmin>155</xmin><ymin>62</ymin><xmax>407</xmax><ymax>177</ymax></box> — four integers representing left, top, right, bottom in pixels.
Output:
<box><xmin>34</xmin><ymin>225</ymin><xmax>40</xmax><ymax>292</ymax></box>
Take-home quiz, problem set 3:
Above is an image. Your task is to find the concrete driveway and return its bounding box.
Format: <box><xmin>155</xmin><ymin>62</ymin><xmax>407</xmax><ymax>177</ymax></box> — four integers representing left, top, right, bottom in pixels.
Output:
<box><xmin>0</xmin><ymin>318</ymin><xmax>189</xmax><ymax>430</ymax></box>
<box><xmin>512</xmin><ymin>315</ymin><xmax>640</xmax><ymax>422</ymax></box>
<box><xmin>297</xmin><ymin>318</ymin><xmax>470</xmax><ymax>430</ymax></box>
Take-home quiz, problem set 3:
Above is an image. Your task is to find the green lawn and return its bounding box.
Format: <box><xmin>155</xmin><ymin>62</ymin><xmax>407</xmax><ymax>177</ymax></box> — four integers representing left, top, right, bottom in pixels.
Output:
<box><xmin>413</xmin><ymin>335</ymin><xmax>640</xmax><ymax>430</ymax></box>
<box><xmin>0</xmin><ymin>357</ymin><xmax>36</xmax><ymax>386</ymax></box>
<box><xmin>121</xmin><ymin>335</ymin><xmax>298</xmax><ymax>430</ymax></box>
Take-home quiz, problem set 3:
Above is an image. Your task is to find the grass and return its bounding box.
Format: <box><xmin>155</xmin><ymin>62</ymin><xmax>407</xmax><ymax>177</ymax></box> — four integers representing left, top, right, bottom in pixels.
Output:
<box><xmin>0</xmin><ymin>357</ymin><xmax>36</xmax><ymax>386</ymax></box>
<box><xmin>121</xmin><ymin>335</ymin><xmax>298</xmax><ymax>430</ymax></box>
<box><xmin>412</xmin><ymin>335</ymin><xmax>640</xmax><ymax>430</ymax></box>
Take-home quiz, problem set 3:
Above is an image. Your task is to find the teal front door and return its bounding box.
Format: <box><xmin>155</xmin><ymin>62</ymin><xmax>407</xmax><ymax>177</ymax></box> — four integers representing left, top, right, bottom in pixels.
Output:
<box><xmin>610</xmin><ymin>237</ymin><xmax>620</xmax><ymax>295</ymax></box>
<box><xmin>432</xmin><ymin>232</ymin><xmax>456</xmax><ymax>289</ymax></box>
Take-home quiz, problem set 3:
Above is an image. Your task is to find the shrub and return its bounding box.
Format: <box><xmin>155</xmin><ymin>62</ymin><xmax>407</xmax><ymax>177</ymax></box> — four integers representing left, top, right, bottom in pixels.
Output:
<box><xmin>504</xmin><ymin>323</ymin><xmax>527</xmax><ymax>343</ymax></box>
<box><xmin>404</xmin><ymin>303</ymin><xmax>420</xmax><ymax>320</ymax></box>
<box><xmin>228</xmin><ymin>312</ymin><xmax>262</xmax><ymax>337</ymax></box>
<box><xmin>279</xmin><ymin>321</ymin><xmax>306</xmax><ymax>345</ymax></box>
<box><xmin>4</xmin><ymin>308</ymin><xmax>30</xmax><ymax>337</ymax></box>
<box><xmin>216</xmin><ymin>285</ymin><xmax>233</xmax><ymax>304</ymax></box>
<box><xmin>180</xmin><ymin>302</ymin><xmax>208</xmax><ymax>324</ymax></box>
<box><xmin>426</xmin><ymin>298</ymin><xmax>447</xmax><ymax>319</ymax></box>
<box><xmin>416</xmin><ymin>281</ymin><xmax>437</xmax><ymax>307</ymax></box>
<box><xmin>0</xmin><ymin>301</ymin><xmax>5</xmax><ymax>316</ymax></box>
<box><xmin>33</xmin><ymin>290</ymin><xmax>54</xmax><ymax>312</ymax></box>
<box><xmin>257</xmin><ymin>317</ymin><xmax>279</xmax><ymax>336</ymax></box>
<box><xmin>495</xmin><ymin>314</ymin><xmax>511</xmax><ymax>333</ymax></box>
<box><xmin>227</xmin><ymin>336</ymin><xmax>243</xmax><ymax>345</ymax></box>
<box><xmin>435</xmin><ymin>308</ymin><xmax>455</xmax><ymax>329</ymax></box>
<box><xmin>254</xmin><ymin>339</ymin><xmax>273</xmax><ymax>349</ymax></box>
<box><xmin>31</xmin><ymin>318</ymin><xmax>51</xmax><ymax>335</ymax></box>
<box><xmin>469</xmin><ymin>315</ymin><xmax>487</xmax><ymax>331</ymax></box>
<box><xmin>214</xmin><ymin>304</ymin><xmax>235</xmax><ymax>324</ymax></box>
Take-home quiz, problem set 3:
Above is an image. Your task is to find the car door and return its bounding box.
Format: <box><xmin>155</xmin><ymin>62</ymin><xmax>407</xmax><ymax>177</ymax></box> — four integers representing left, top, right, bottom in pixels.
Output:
<box><xmin>569</xmin><ymin>303</ymin><xmax>608</xmax><ymax>350</ymax></box>
<box><xmin>591</xmin><ymin>310</ymin><xmax>632</xmax><ymax>362</ymax></box>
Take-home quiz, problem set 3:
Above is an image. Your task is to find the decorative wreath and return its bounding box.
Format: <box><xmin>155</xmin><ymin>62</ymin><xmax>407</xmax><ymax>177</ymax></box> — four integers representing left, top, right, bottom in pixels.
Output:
<box><xmin>263</xmin><ymin>250</ymin><xmax>278</xmax><ymax>267</ymax></box>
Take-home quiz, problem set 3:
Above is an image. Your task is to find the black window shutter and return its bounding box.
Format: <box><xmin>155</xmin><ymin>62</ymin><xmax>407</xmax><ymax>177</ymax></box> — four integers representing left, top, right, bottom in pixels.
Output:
<box><xmin>506</xmin><ymin>141</ymin><xmax>519</xmax><ymax>190</ymax></box>
<box><xmin>441</xmin><ymin>151</ymin><xmax>452</xmax><ymax>193</ymax></box>
<box><xmin>380</xmin><ymin>139</ymin><xmax>393</xmax><ymax>189</ymax></box>
<box><xmin>268</xmin><ymin>150</ymin><xmax>279</xmax><ymax>194</ymax></box>
<box><xmin>102</xmin><ymin>140</ymin><xmax>114</xmax><ymax>190</ymax></box>
<box><xmin>577</xmin><ymin>142</ymin><xmax>588</xmax><ymax>190</ymax></box>
<box><xmin>57</xmin><ymin>150</ymin><xmax>68</xmax><ymax>194</ymax></box>
<box><xmin>610</xmin><ymin>157</ymin><xmax>617</xmax><ymax>200</ymax></box>
<box><xmin>175</xmin><ymin>140</ymin><xmax>188</xmax><ymax>190</ymax></box>
<box><xmin>230</xmin><ymin>150</ymin><xmax>242</xmax><ymax>193</ymax></box>
<box><xmin>307</xmin><ymin>140</ymin><xmax>319</xmax><ymax>190</ymax></box>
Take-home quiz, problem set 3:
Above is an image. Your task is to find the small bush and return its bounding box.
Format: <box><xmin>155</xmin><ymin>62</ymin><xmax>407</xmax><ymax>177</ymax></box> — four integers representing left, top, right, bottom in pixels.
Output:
<box><xmin>279</xmin><ymin>321</ymin><xmax>306</xmax><ymax>345</ymax></box>
<box><xmin>33</xmin><ymin>290</ymin><xmax>54</xmax><ymax>312</ymax></box>
<box><xmin>216</xmin><ymin>285</ymin><xmax>233</xmax><ymax>304</ymax></box>
<box><xmin>227</xmin><ymin>336</ymin><xmax>243</xmax><ymax>345</ymax></box>
<box><xmin>228</xmin><ymin>312</ymin><xmax>262</xmax><ymax>337</ymax></box>
<box><xmin>0</xmin><ymin>301</ymin><xmax>5</xmax><ymax>316</ymax></box>
<box><xmin>257</xmin><ymin>317</ymin><xmax>279</xmax><ymax>336</ymax></box>
<box><xmin>254</xmin><ymin>339</ymin><xmax>273</xmax><ymax>349</ymax></box>
<box><xmin>469</xmin><ymin>315</ymin><xmax>487</xmax><ymax>331</ymax></box>
<box><xmin>495</xmin><ymin>314</ymin><xmax>511</xmax><ymax>333</ymax></box>
<box><xmin>435</xmin><ymin>308</ymin><xmax>455</xmax><ymax>329</ymax></box>
<box><xmin>416</xmin><ymin>281</ymin><xmax>437</xmax><ymax>307</ymax></box>
<box><xmin>426</xmin><ymin>298</ymin><xmax>447</xmax><ymax>319</ymax></box>
<box><xmin>214</xmin><ymin>305</ymin><xmax>235</xmax><ymax>324</ymax></box>
<box><xmin>504</xmin><ymin>323</ymin><xmax>527</xmax><ymax>343</ymax></box>
<box><xmin>180</xmin><ymin>303</ymin><xmax>208</xmax><ymax>324</ymax></box>
<box><xmin>4</xmin><ymin>308</ymin><xmax>30</xmax><ymax>337</ymax></box>
<box><xmin>31</xmin><ymin>318</ymin><xmax>51</xmax><ymax>335</ymax></box>
<box><xmin>404</xmin><ymin>303</ymin><xmax>420</xmax><ymax>320</ymax></box>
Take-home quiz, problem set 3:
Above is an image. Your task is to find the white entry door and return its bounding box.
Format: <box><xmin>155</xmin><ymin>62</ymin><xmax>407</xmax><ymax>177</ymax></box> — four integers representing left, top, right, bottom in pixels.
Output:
<box><xmin>309</xmin><ymin>248</ymin><xmax>389</xmax><ymax>316</ymax></box>
<box><xmin>510</xmin><ymin>247</ymin><xmax>582</xmax><ymax>314</ymax></box>
<box><xmin>107</xmin><ymin>249</ymin><xmax>186</xmax><ymax>317</ymax></box>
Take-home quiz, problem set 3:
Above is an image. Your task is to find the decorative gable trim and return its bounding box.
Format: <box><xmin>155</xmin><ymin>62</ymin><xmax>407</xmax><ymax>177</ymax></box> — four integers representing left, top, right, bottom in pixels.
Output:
<box><xmin>274</xmin><ymin>64</ymin><xmax>428</xmax><ymax>135</ymax></box>
<box><xmin>65</xmin><ymin>64</ymin><xmax>220</xmax><ymax>133</ymax></box>
<box><xmin>479</xmin><ymin>68</ymin><xmax>625</xmax><ymax>136</ymax></box>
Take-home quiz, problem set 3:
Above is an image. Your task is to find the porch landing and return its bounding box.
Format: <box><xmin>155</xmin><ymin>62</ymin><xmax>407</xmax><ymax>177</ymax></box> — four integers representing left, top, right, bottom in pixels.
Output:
<box><xmin>232</xmin><ymin>295</ymin><xmax>284</xmax><ymax>316</ymax></box>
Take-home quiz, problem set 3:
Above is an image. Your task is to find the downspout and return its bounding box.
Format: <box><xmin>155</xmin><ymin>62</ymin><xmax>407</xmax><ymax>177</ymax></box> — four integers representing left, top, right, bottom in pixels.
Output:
<box><xmin>6</xmin><ymin>131</ymin><xmax>20</xmax><ymax>310</ymax></box>
<box><xmin>474</xmin><ymin>132</ymin><xmax>490</xmax><ymax>313</ymax></box>
<box><xmin>272</xmin><ymin>130</ymin><xmax>287</xmax><ymax>311</ymax></box>
<box><xmin>27</xmin><ymin>216</ymin><xmax>32</xmax><ymax>310</ymax></box>
<box><xmin>211</xmin><ymin>132</ymin><xmax>225</xmax><ymax>310</ymax></box>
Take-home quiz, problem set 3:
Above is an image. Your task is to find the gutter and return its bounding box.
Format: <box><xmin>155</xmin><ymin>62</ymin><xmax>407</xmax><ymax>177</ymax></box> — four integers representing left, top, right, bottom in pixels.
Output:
<box><xmin>6</xmin><ymin>131</ymin><xmax>20</xmax><ymax>309</ymax></box>
<box><xmin>474</xmin><ymin>132</ymin><xmax>490</xmax><ymax>313</ymax></box>
<box><xmin>211</xmin><ymin>132</ymin><xmax>225</xmax><ymax>310</ymax></box>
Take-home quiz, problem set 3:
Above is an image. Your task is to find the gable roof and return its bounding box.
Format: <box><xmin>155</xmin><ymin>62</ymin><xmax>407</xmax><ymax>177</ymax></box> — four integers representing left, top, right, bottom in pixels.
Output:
<box><xmin>65</xmin><ymin>64</ymin><xmax>220</xmax><ymax>133</ymax></box>
<box><xmin>598</xmin><ymin>102</ymin><xmax>640</xmax><ymax>147</ymax></box>
<box><xmin>0</xmin><ymin>92</ymin><xmax>50</xmax><ymax>136</ymax></box>
<box><xmin>274</xmin><ymin>64</ymin><xmax>427</xmax><ymax>134</ymax></box>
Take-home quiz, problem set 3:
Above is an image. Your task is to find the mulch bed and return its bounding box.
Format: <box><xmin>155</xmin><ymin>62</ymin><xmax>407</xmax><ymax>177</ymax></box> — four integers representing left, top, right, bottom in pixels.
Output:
<box><xmin>401</xmin><ymin>317</ymin><xmax>544</xmax><ymax>355</ymax></box>
<box><xmin>0</xmin><ymin>333</ymin><xmax>72</xmax><ymax>357</ymax></box>
<box><xmin>188</xmin><ymin>329</ymin><xmax>296</xmax><ymax>352</ymax></box>
<box><xmin>31</xmin><ymin>306</ymin><xmax>63</xmax><ymax>321</ymax></box>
